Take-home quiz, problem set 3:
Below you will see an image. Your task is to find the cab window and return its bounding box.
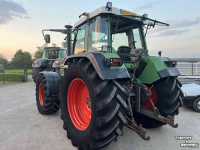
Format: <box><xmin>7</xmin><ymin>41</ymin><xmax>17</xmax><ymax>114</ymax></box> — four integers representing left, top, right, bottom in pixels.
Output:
<box><xmin>88</xmin><ymin>16</ymin><xmax>108</xmax><ymax>52</ymax></box>
<box><xmin>74</xmin><ymin>23</ymin><xmax>86</xmax><ymax>54</ymax></box>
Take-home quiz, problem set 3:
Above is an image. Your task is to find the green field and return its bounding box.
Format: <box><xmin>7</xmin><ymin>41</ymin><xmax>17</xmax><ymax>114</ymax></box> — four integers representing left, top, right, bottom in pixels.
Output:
<box><xmin>5</xmin><ymin>69</ymin><xmax>32</xmax><ymax>75</ymax></box>
<box><xmin>0</xmin><ymin>69</ymin><xmax>32</xmax><ymax>86</ymax></box>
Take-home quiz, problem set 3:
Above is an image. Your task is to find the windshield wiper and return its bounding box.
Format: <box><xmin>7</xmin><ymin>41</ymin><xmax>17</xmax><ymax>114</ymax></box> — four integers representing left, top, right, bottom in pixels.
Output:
<box><xmin>144</xmin><ymin>23</ymin><xmax>152</xmax><ymax>37</ymax></box>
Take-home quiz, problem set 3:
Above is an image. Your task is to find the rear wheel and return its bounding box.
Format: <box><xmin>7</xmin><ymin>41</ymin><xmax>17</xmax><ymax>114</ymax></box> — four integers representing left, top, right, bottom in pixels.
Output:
<box><xmin>36</xmin><ymin>73</ymin><xmax>60</xmax><ymax>114</ymax></box>
<box><xmin>60</xmin><ymin>58</ymin><xmax>129</xmax><ymax>150</ymax></box>
<box><xmin>134</xmin><ymin>77</ymin><xmax>184</xmax><ymax>128</ymax></box>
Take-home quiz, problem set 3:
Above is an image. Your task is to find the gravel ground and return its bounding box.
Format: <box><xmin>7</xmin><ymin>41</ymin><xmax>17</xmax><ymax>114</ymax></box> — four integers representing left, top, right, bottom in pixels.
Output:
<box><xmin>0</xmin><ymin>81</ymin><xmax>199</xmax><ymax>150</ymax></box>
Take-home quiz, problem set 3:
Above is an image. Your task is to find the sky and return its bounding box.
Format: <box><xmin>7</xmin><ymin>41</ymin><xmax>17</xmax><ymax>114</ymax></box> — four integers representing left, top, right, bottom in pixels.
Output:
<box><xmin>0</xmin><ymin>0</ymin><xmax>200</xmax><ymax>61</ymax></box>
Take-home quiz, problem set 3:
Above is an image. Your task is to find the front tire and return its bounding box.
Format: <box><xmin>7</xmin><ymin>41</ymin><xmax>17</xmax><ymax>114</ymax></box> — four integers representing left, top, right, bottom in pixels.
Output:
<box><xmin>32</xmin><ymin>68</ymin><xmax>42</xmax><ymax>83</ymax></box>
<box><xmin>193</xmin><ymin>97</ymin><xmax>200</xmax><ymax>113</ymax></box>
<box><xmin>60</xmin><ymin>58</ymin><xmax>129</xmax><ymax>150</ymax></box>
<box><xmin>134</xmin><ymin>77</ymin><xmax>184</xmax><ymax>128</ymax></box>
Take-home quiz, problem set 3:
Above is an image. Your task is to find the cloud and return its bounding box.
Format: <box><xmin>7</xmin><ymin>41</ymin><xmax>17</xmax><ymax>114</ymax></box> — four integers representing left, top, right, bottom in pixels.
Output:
<box><xmin>0</xmin><ymin>0</ymin><xmax>30</xmax><ymax>24</ymax></box>
<box><xmin>149</xmin><ymin>29</ymin><xmax>190</xmax><ymax>37</ymax></box>
<box><xmin>148</xmin><ymin>16</ymin><xmax>200</xmax><ymax>34</ymax></box>
<box><xmin>134</xmin><ymin>1</ymin><xmax>167</xmax><ymax>12</ymax></box>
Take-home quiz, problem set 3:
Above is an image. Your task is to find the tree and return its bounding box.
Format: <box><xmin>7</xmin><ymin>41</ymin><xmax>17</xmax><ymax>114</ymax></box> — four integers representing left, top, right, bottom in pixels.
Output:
<box><xmin>61</xmin><ymin>41</ymin><xmax>67</xmax><ymax>48</ymax></box>
<box><xmin>11</xmin><ymin>49</ymin><xmax>32</xmax><ymax>68</ymax></box>
<box><xmin>0</xmin><ymin>54</ymin><xmax>8</xmax><ymax>67</ymax></box>
<box><xmin>52</xmin><ymin>43</ymin><xmax>57</xmax><ymax>47</ymax></box>
<box><xmin>34</xmin><ymin>44</ymin><xmax>48</xmax><ymax>60</ymax></box>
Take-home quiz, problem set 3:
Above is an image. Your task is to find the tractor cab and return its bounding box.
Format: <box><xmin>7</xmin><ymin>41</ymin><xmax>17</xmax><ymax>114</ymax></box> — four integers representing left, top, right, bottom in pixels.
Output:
<box><xmin>43</xmin><ymin>47</ymin><xmax>66</xmax><ymax>60</ymax></box>
<box><xmin>72</xmin><ymin>5</ymin><xmax>169</xmax><ymax>57</ymax></box>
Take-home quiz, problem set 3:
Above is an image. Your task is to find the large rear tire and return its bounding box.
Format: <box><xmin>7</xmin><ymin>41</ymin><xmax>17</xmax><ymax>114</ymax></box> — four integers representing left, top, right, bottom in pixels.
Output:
<box><xmin>134</xmin><ymin>77</ymin><xmax>184</xmax><ymax>128</ymax></box>
<box><xmin>36</xmin><ymin>73</ymin><xmax>60</xmax><ymax>114</ymax></box>
<box><xmin>60</xmin><ymin>58</ymin><xmax>129</xmax><ymax>150</ymax></box>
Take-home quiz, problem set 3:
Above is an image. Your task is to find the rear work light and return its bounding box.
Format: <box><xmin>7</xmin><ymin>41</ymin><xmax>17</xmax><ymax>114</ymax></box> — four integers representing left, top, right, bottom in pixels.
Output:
<box><xmin>104</xmin><ymin>58</ymin><xmax>123</xmax><ymax>67</ymax></box>
<box><xmin>165</xmin><ymin>61</ymin><xmax>177</xmax><ymax>67</ymax></box>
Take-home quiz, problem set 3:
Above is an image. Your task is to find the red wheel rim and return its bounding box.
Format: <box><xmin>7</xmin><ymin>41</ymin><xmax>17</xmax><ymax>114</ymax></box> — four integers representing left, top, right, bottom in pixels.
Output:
<box><xmin>141</xmin><ymin>84</ymin><xmax>157</xmax><ymax>110</ymax></box>
<box><xmin>39</xmin><ymin>83</ymin><xmax>44</xmax><ymax>105</ymax></box>
<box><xmin>67</xmin><ymin>78</ymin><xmax>92</xmax><ymax>130</ymax></box>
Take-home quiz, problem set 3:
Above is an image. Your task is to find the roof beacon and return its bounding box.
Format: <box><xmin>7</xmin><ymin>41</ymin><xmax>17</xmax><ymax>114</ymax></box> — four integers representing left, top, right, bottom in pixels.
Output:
<box><xmin>106</xmin><ymin>2</ymin><xmax>112</xmax><ymax>11</ymax></box>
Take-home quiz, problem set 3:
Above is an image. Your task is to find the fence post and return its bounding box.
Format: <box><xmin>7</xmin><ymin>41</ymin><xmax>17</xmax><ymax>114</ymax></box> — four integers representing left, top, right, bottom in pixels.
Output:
<box><xmin>24</xmin><ymin>65</ymin><xmax>28</xmax><ymax>82</ymax></box>
<box><xmin>3</xmin><ymin>71</ymin><xmax>5</xmax><ymax>85</ymax></box>
<box><xmin>0</xmin><ymin>64</ymin><xmax>5</xmax><ymax>85</ymax></box>
<box><xmin>192</xmin><ymin>63</ymin><xmax>193</xmax><ymax>75</ymax></box>
<box><xmin>196</xmin><ymin>63</ymin><xmax>198</xmax><ymax>75</ymax></box>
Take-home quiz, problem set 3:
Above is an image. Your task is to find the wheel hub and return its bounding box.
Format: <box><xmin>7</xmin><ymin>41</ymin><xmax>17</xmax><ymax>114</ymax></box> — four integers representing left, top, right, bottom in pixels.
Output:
<box><xmin>197</xmin><ymin>101</ymin><xmax>200</xmax><ymax>109</ymax></box>
<box><xmin>67</xmin><ymin>78</ymin><xmax>92</xmax><ymax>130</ymax></box>
<box><xmin>141</xmin><ymin>84</ymin><xmax>157</xmax><ymax>110</ymax></box>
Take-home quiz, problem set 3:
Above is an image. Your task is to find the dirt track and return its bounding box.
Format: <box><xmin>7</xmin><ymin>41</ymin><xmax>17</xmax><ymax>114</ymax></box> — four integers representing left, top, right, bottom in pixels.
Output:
<box><xmin>0</xmin><ymin>81</ymin><xmax>199</xmax><ymax>150</ymax></box>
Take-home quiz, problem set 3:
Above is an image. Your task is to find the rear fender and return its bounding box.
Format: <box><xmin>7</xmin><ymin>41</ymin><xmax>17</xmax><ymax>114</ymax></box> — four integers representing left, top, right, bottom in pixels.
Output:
<box><xmin>32</xmin><ymin>59</ymin><xmax>47</xmax><ymax>68</ymax></box>
<box><xmin>52</xmin><ymin>59</ymin><xmax>65</xmax><ymax>68</ymax></box>
<box><xmin>64</xmin><ymin>52</ymin><xmax>130</xmax><ymax>80</ymax></box>
<box><xmin>135</xmin><ymin>56</ymin><xmax>181</xmax><ymax>84</ymax></box>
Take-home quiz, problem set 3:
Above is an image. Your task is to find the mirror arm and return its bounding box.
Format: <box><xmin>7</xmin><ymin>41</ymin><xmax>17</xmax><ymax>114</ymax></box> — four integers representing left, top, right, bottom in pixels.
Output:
<box><xmin>42</xmin><ymin>29</ymin><xmax>67</xmax><ymax>38</ymax></box>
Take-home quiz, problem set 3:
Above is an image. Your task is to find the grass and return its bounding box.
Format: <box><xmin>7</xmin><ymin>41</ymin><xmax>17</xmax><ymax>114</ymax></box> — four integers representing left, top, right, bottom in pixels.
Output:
<box><xmin>5</xmin><ymin>69</ymin><xmax>32</xmax><ymax>75</ymax></box>
<box><xmin>0</xmin><ymin>79</ymin><xmax>32</xmax><ymax>86</ymax></box>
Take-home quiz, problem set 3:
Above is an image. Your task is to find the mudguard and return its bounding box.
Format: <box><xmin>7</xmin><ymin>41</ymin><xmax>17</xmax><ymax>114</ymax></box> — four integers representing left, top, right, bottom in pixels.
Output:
<box><xmin>64</xmin><ymin>52</ymin><xmax>130</xmax><ymax>80</ymax></box>
<box><xmin>32</xmin><ymin>59</ymin><xmax>47</xmax><ymax>68</ymax></box>
<box><xmin>52</xmin><ymin>59</ymin><xmax>65</xmax><ymax>68</ymax></box>
<box><xmin>135</xmin><ymin>56</ymin><xmax>181</xmax><ymax>84</ymax></box>
<box><xmin>39</xmin><ymin>72</ymin><xmax>61</xmax><ymax>96</ymax></box>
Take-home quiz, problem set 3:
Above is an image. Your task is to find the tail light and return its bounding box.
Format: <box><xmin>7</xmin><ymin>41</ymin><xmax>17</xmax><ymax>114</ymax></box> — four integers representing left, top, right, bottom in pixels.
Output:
<box><xmin>104</xmin><ymin>58</ymin><xmax>123</xmax><ymax>67</ymax></box>
<box><xmin>33</xmin><ymin>60</ymin><xmax>37</xmax><ymax>64</ymax></box>
<box><xmin>56</xmin><ymin>60</ymin><xmax>60</xmax><ymax>64</ymax></box>
<box><xmin>165</xmin><ymin>61</ymin><xmax>177</xmax><ymax>67</ymax></box>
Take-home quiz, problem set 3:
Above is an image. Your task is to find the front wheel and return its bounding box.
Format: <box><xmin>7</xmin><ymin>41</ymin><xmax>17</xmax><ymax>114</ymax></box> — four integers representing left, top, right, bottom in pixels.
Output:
<box><xmin>32</xmin><ymin>68</ymin><xmax>41</xmax><ymax>83</ymax></box>
<box><xmin>193</xmin><ymin>97</ymin><xmax>200</xmax><ymax>113</ymax></box>
<box><xmin>134</xmin><ymin>77</ymin><xmax>184</xmax><ymax>128</ymax></box>
<box><xmin>60</xmin><ymin>58</ymin><xmax>129</xmax><ymax>150</ymax></box>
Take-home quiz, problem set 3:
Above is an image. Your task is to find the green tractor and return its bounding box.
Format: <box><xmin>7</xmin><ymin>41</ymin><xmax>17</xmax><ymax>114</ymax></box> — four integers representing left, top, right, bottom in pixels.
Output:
<box><xmin>32</xmin><ymin>46</ymin><xmax>67</xmax><ymax>83</ymax></box>
<box><xmin>35</xmin><ymin>3</ymin><xmax>183</xmax><ymax>150</ymax></box>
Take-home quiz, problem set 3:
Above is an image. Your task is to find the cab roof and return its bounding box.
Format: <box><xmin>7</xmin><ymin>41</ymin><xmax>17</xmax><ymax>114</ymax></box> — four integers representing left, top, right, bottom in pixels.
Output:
<box><xmin>74</xmin><ymin>6</ymin><xmax>169</xmax><ymax>28</ymax></box>
<box><xmin>74</xmin><ymin>6</ymin><xmax>139</xmax><ymax>27</ymax></box>
<box><xmin>44</xmin><ymin>47</ymin><xmax>67</xmax><ymax>51</ymax></box>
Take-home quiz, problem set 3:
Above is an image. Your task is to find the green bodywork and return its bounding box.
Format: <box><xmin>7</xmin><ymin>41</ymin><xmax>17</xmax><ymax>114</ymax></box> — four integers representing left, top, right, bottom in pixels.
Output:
<box><xmin>101</xmin><ymin>53</ymin><xmax>170</xmax><ymax>84</ymax></box>
<box><xmin>134</xmin><ymin>56</ymin><xmax>169</xmax><ymax>84</ymax></box>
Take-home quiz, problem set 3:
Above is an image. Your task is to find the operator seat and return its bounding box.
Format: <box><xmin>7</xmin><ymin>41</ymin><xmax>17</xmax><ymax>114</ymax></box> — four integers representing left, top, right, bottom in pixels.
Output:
<box><xmin>117</xmin><ymin>46</ymin><xmax>132</xmax><ymax>62</ymax></box>
<box><xmin>117</xmin><ymin>46</ymin><xmax>131</xmax><ymax>54</ymax></box>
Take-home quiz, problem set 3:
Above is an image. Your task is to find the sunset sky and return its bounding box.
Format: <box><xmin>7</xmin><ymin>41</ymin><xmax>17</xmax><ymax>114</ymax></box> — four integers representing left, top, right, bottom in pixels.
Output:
<box><xmin>0</xmin><ymin>0</ymin><xmax>200</xmax><ymax>61</ymax></box>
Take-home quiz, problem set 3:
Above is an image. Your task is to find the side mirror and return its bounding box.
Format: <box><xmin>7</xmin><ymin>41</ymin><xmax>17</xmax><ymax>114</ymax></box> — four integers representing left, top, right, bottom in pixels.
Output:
<box><xmin>158</xmin><ymin>51</ymin><xmax>162</xmax><ymax>57</ymax></box>
<box><xmin>44</xmin><ymin>34</ymin><xmax>50</xmax><ymax>43</ymax></box>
